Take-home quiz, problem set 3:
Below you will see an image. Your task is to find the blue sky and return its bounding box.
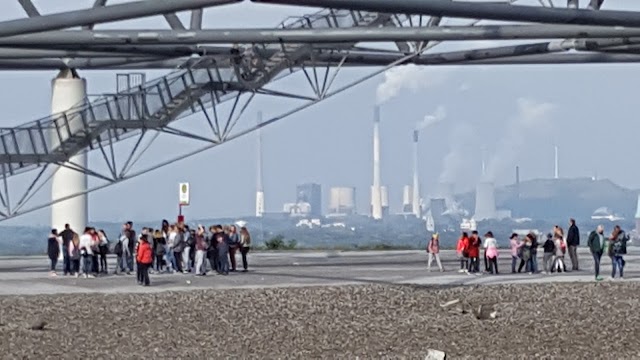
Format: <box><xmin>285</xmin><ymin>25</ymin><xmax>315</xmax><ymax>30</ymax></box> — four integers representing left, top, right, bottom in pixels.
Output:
<box><xmin>2</xmin><ymin>0</ymin><xmax>640</xmax><ymax>226</ymax></box>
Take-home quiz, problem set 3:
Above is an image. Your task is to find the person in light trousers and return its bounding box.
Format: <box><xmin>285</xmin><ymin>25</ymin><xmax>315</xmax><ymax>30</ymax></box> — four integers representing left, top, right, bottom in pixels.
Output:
<box><xmin>426</xmin><ymin>233</ymin><xmax>445</xmax><ymax>272</ymax></box>
<box><xmin>194</xmin><ymin>225</ymin><xmax>207</xmax><ymax>275</ymax></box>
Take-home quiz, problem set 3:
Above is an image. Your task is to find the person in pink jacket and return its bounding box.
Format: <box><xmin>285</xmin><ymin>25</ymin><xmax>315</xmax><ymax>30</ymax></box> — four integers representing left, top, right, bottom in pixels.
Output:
<box><xmin>427</xmin><ymin>233</ymin><xmax>445</xmax><ymax>272</ymax></box>
<box><xmin>509</xmin><ymin>233</ymin><xmax>522</xmax><ymax>273</ymax></box>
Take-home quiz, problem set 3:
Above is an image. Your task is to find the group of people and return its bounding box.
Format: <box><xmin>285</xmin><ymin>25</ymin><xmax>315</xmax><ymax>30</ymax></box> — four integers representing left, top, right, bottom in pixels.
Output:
<box><xmin>46</xmin><ymin>220</ymin><xmax>253</xmax><ymax>286</ymax></box>
<box><xmin>426</xmin><ymin>218</ymin><xmax>629</xmax><ymax>281</ymax></box>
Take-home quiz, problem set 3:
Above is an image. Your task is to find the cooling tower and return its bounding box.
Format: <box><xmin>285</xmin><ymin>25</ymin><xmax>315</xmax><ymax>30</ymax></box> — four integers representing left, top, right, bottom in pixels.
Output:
<box><xmin>473</xmin><ymin>182</ymin><xmax>497</xmax><ymax>221</ymax></box>
<box><xmin>402</xmin><ymin>185</ymin><xmax>413</xmax><ymax>213</ymax></box>
<box><xmin>330</xmin><ymin>187</ymin><xmax>356</xmax><ymax>215</ymax></box>
<box><xmin>554</xmin><ymin>145</ymin><xmax>559</xmax><ymax>179</ymax></box>
<box><xmin>435</xmin><ymin>182</ymin><xmax>455</xmax><ymax>209</ymax></box>
<box><xmin>411</xmin><ymin>130</ymin><xmax>421</xmax><ymax>218</ymax></box>
<box><xmin>380</xmin><ymin>185</ymin><xmax>389</xmax><ymax>215</ymax></box>
<box><xmin>371</xmin><ymin>106</ymin><xmax>383</xmax><ymax>219</ymax></box>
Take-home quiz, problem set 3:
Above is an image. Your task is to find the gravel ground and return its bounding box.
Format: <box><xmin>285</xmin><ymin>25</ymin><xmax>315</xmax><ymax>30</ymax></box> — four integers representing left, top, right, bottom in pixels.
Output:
<box><xmin>0</xmin><ymin>282</ymin><xmax>638</xmax><ymax>359</ymax></box>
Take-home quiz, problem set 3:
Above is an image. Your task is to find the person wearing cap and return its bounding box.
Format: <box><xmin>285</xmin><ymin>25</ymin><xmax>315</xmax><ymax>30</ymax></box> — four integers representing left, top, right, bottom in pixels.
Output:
<box><xmin>426</xmin><ymin>233</ymin><xmax>444</xmax><ymax>272</ymax></box>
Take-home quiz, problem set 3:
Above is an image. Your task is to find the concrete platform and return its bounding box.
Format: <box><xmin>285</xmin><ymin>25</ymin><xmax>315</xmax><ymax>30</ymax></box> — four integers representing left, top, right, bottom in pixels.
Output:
<box><xmin>0</xmin><ymin>248</ymin><xmax>637</xmax><ymax>296</ymax></box>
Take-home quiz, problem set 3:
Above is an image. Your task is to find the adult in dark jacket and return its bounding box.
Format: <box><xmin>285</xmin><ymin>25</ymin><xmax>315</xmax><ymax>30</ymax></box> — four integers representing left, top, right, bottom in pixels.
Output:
<box><xmin>58</xmin><ymin>224</ymin><xmax>75</xmax><ymax>276</ymax></box>
<box><xmin>610</xmin><ymin>225</ymin><xmax>627</xmax><ymax>279</ymax></box>
<box><xmin>587</xmin><ymin>225</ymin><xmax>605</xmax><ymax>281</ymax></box>
<box><xmin>567</xmin><ymin>218</ymin><xmax>580</xmax><ymax>271</ymax></box>
<box><xmin>206</xmin><ymin>226</ymin><xmax>219</xmax><ymax>273</ymax></box>
<box><xmin>216</xmin><ymin>225</ymin><xmax>230</xmax><ymax>275</ymax></box>
<box><xmin>47</xmin><ymin>229</ymin><xmax>60</xmax><ymax>276</ymax></box>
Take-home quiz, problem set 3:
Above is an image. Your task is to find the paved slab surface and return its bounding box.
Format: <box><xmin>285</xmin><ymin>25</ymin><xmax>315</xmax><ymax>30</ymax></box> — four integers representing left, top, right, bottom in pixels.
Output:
<box><xmin>0</xmin><ymin>248</ymin><xmax>638</xmax><ymax>296</ymax></box>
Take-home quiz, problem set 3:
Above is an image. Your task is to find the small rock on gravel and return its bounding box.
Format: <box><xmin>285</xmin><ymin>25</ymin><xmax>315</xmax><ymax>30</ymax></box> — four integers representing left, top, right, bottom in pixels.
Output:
<box><xmin>425</xmin><ymin>349</ymin><xmax>446</xmax><ymax>360</ymax></box>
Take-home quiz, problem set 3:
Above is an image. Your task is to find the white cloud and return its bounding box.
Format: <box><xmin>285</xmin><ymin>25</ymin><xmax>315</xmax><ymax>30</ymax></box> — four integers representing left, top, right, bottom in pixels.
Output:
<box><xmin>484</xmin><ymin>97</ymin><xmax>556</xmax><ymax>181</ymax></box>
<box><xmin>376</xmin><ymin>64</ymin><xmax>450</xmax><ymax>104</ymax></box>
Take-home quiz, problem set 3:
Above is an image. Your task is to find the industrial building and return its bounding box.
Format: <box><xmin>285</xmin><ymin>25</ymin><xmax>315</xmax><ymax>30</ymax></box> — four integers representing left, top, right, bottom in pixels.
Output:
<box><xmin>402</xmin><ymin>185</ymin><xmax>413</xmax><ymax>213</ymax></box>
<box><xmin>329</xmin><ymin>187</ymin><xmax>357</xmax><ymax>216</ymax></box>
<box><xmin>473</xmin><ymin>181</ymin><xmax>511</xmax><ymax>221</ymax></box>
<box><xmin>283</xmin><ymin>202</ymin><xmax>312</xmax><ymax>217</ymax></box>
<box><xmin>297</xmin><ymin>183</ymin><xmax>322</xmax><ymax>217</ymax></box>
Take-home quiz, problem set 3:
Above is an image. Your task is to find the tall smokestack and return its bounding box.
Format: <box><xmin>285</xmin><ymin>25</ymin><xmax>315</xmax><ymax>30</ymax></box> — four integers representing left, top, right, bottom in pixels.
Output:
<box><xmin>554</xmin><ymin>145</ymin><xmax>559</xmax><ymax>179</ymax></box>
<box><xmin>481</xmin><ymin>146</ymin><xmax>487</xmax><ymax>177</ymax></box>
<box><xmin>412</xmin><ymin>130</ymin><xmax>421</xmax><ymax>218</ymax></box>
<box><xmin>255</xmin><ymin>111</ymin><xmax>265</xmax><ymax>217</ymax></box>
<box><xmin>371</xmin><ymin>106</ymin><xmax>383</xmax><ymax>220</ymax></box>
<box><xmin>516</xmin><ymin>165</ymin><xmax>520</xmax><ymax>201</ymax></box>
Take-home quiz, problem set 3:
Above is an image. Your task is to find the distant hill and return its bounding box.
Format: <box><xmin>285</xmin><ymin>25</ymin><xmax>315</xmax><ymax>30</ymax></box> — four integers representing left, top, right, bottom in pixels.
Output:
<box><xmin>458</xmin><ymin>178</ymin><xmax>638</xmax><ymax>221</ymax></box>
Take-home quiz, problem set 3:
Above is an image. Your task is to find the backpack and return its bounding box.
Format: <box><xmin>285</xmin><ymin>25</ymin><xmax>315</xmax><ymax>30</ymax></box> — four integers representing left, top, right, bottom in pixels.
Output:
<box><xmin>113</xmin><ymin>241</ymin><xmax>123</xmax><ymax>257</ymax></box>
<box><xmin>155</xmin><ymin>244</ymin><xmax>166</xmax><ymax>256</ymax></box>
<box><xmin>613</xmin><ymin>234</ymin><xmax>629</xmax><ymax>255</ymax></box>
<box><xmin>70</xmin><ymin>245</ymin><xmax>80</xmax><ymax>260</ymax></box>
<box><xmin>621</xmin><ymin>234</ymin><xmax>629</xmax><ymax>254</ymax></box>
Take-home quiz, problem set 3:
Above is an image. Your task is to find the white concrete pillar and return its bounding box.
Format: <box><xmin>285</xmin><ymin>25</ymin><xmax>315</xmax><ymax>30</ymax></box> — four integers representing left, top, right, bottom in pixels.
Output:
<box><xmin>50</xmin><ymin>69</ymin><xmax>88</xmax><ymax>235</ymax></box>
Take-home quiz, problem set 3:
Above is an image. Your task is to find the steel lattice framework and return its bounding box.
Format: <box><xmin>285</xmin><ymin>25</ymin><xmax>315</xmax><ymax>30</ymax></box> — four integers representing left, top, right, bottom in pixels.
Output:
<box><xmin>0</xmin><ymin>0</ymin><xmax>636</xmax><ymax>220</ymax></box>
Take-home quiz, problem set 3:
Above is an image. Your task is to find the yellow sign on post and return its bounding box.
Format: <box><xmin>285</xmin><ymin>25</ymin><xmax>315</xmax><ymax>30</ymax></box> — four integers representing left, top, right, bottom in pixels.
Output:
<box><xmin>179</xmin><ymin>182</ymin><xmax>190</xmax><ymax>206</ymax></box>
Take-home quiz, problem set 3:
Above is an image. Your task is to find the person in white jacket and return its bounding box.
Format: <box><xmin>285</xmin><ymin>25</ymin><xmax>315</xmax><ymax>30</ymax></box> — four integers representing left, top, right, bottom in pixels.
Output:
<box><xmin>78</xmin><ymin>227</ymin><xmax>95</xmax><ymax>278</ymax></box>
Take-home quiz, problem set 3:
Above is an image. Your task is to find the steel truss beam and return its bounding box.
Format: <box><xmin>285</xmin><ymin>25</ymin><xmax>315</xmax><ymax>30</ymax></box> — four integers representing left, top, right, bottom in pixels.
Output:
<box><xmin>0</xmin><ymin>47</ymin><xmax>425</xmax><ymax>222</ymax></box>
<box><xmin>253</xmin><ymin>0</ymin><xmax>640</xmax><ymax>27</ymax></box>
<box><xmin>4</xmin><ymin>25</ymin><xmax>640</xmax><ymax>46</ymax></box>
<box><xmin>0</xmin><ymin>0</ymin><xmax>241</xmax><ymax>38</ymax></box>
<box><xmin>4</xmin><ymin>0</ymin><xmax>638</xmax><ymax>223</ymax></box>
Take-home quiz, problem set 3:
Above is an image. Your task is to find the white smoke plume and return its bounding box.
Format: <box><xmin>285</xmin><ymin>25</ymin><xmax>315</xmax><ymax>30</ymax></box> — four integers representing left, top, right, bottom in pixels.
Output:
<box><xmin>416</xmin><ymin>105</ymin><xmax>447</xmax><ymax>131</ymax></box>
<box><xmin>484</xmin><ymin>97</ymin><xmax>556</xmax><ymax>181</ymax></box>
<box><xmin>439</xmin><ymin>122</ymin><xmax>476</xmax><ymax>184</ymax></box>
<box><xmin>376</xmin><ymin>64</ymin><xmax>449</xmax><ymax>104</ymax></box>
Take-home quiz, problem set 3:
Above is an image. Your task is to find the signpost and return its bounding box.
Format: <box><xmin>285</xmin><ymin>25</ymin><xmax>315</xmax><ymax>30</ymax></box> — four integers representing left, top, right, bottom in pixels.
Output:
<box><xmin>178</xmin><ymin>182</ymin><xmax>190</xmax><ymax>223</ymax></box>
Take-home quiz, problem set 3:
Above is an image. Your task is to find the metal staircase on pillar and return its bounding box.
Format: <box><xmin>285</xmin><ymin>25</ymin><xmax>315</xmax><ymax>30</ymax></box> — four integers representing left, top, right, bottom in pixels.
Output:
<box><xmin>0</xmin><ymin>8</ymin><xmax>394</xmax><ymax>178</ymax></box>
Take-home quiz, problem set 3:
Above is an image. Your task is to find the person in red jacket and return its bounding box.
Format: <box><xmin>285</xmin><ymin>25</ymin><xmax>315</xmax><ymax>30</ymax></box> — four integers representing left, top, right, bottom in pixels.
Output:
<box><xmin>136</xmin><ymin>235</ymin><xmax>153</xmax><ymax>286</ymax></box>
<box><xmin>468</xmin><ymin>231</ymin><xmax>481</xmax><ymax>274</ymax></box>
<box><xmin>456</xmin><ymin>232</ymin><xmax>470</xmax><ymax>273</ymax></box>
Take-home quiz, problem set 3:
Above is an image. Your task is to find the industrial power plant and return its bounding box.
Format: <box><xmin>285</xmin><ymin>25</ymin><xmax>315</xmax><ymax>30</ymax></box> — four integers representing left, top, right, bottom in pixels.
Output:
<box><xmin>251</xmin><ymin>105</ymin><xmax>609</xmax><ymax>235</ymax></box>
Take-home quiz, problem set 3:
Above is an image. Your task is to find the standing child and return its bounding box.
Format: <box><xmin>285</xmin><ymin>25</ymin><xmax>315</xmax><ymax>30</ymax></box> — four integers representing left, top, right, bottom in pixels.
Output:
<box><xmin>509</xmin><ymin>233</ymin><xmax>521</xmax><ymax>273</ymax></box>
<box><xmin>136</xmin><ymin>234</ymin><xmax>153</xmax><ymax>286</ymax></box>
<box><xmin>427</xmin><ymin>233</ymin><xmax>445</xmax><ymax>272</ymax></box>
<box><xmin>542</xmin><ymin>233</ymin><xmax>555</xmax><ymax>274</ymax></box>
<box><xmin>456</xmin><ymin>232</ymin><xmax>470</xmax><ymax>273</ymax></box>
<box><xmin>553</xmin><ymin>234</ymin><xmax>566</xmax><ymax>273</ymax></box>
<box><xmin>468</xmin><ymin>231</ymin><xmax>481</xmax><ymax>274</ymax></box>
<box><xmin>69</xmin><ymin>234</ymin><xmax>81</xmax><ymax>277</ymax></box>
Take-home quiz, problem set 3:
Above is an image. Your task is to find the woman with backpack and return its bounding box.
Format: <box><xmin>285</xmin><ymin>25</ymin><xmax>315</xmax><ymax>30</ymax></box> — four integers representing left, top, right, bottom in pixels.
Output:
<box><xmin>426</xmin><ymin>233</ymin><xmax>445</xmax><ymax>272</ymax></box>
<box><xmin>609</xmin><ymin>225</ymin><xmax>627</xmax><ymax>279</ymax></box>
